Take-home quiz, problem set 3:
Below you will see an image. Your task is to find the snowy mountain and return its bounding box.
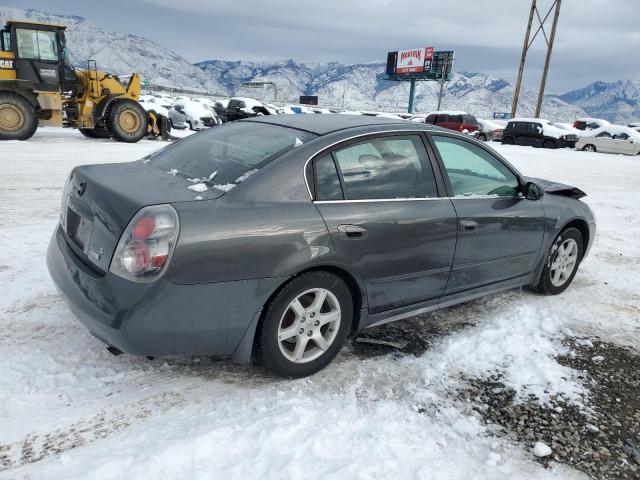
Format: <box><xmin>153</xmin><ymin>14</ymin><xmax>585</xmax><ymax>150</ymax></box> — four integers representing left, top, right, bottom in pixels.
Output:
<box><xmin>0</xmin><ymin>6</ymin><xmax>227</xmax><ymax>93</ymax></box>
<box><xmin>557</xmin><ymin>80</ymin><xmax>640</xmax><ymax>124</ymax></box>
<box><xmin>197</xmin><ymin>59</ymin><xmax>587</xmax><ymax>120</ymax></box>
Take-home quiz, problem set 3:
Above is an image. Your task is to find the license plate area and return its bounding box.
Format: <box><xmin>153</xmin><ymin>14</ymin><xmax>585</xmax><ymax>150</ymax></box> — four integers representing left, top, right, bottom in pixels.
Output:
<box><xmin>66</xmin><ymin>206</ymin><xmax>93</xmax><ymax>253</ymax></box>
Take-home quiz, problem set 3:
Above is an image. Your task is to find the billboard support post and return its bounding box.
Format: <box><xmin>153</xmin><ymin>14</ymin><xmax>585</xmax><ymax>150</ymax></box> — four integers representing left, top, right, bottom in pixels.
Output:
<box><xmin>436</xmin><ymin>68</ymin><xmax>446</xmax><ymax>110</ymax></box>
<box><xmin>408</xmin><ymin>79</ymin><xmax>416</xmax><ymax>113</ymax></box>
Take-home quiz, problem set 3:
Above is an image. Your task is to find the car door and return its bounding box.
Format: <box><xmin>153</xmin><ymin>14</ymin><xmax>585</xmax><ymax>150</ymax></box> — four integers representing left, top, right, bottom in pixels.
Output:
<box><xmin>13</xmin><ymin>26</ymin><xmax>63</xmax><ymax>91</ymax></box>
<box><xmin>513</xmin><ymin>122</ymin><xmax>528</xmax><ymax>146</ymax></box>
<box><xmin>529</xmin><ymin>122</ymin><xmax>545</xmax><ymax>147</ymax></box>
<box><xmin>594</xmin><ymin>132</ymin><xmax>613</xmax><ymax>153</ymax></box>
<box><xmin>612</xmin><ymin>133</ymin><xmax>635</xmax><ymax>155</ymax></box>
<box><xmin>429</xmin><ymin>134</ymin><xmax>545</xmax><ymax>294</ymax></box>
<box><xmin>312</xmin><ymin>133</ymin><xmax>457</xmax><ymax>314</ymax></box>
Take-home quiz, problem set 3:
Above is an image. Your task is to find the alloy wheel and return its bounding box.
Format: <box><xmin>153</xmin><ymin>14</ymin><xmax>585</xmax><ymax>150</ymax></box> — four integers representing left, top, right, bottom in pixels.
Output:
<box><xmin>277</xmin><ymin>288</ymin><xmax>341</xmax><ymax>363</ymax></box>
<box><xmin>550</xmin><ymin>238</ymin><xmax>579</xmax><ymax>287</ymax></box>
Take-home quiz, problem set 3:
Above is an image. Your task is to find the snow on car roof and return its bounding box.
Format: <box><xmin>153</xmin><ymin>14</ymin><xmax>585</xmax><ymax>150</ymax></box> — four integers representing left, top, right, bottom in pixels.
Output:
<box><xmin>576</xmin><ymin>118</ymin><xmax>610</xmax><ymax>124</ymax></box>
<box><xmin>427</xmin><ymin>110</ymin><xmax>469</xmax><ymax>115</ymax></box>
<box><xmin>580</xmin><ymin>125</ymin><xmax>640</xmax><ymax>141</ymax></box>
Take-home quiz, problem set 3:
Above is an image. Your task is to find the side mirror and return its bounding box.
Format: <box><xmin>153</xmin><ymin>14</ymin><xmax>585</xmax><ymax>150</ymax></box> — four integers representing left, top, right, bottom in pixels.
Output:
<box><xmin>524</xmin><ymin>181</ymin><xmax>544</xmax><ymax>200</ymax></box>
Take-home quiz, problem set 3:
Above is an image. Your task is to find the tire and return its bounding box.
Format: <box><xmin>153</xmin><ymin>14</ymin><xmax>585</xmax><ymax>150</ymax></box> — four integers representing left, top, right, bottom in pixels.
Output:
<box><xmin>79</xmin><ymin>126</ymin><xmax>110</xmax><ymax>139</ymax></box>
<box><xmin>0</xmin><ymin>92</ymin><xmax>38</xmax><ymax>140</ymax></box>
<box><xmin>502</xmin><ymin>136</ymin><xmax>515</xmax><ymax>145</ymax></box>
<box><xmin>582</xmin><ymin>144</ymin><xmax>596</xmax><ymax>152</ymax></box>
<box><xmin>532</xmin><ymin>227</ymin><xmax>583</xmax><ymax>295</ymax></box>
<box><xmin>543</xmin><ymin>139</ymin><xmax>557</xmax><ymax>149</ymax></box>
<box><xmin>105</xmin><ymin>99</ymin><xmax>148</xmax><ymax>143</ymax></box>
<box><xmin>259</xmin><ymin>271</ymin><xmax>353</xmax><ymax>378</ymax></box>
<box><xmin>478</xmin><ymin>134</ymin><xmax>487</xmax><ymax>141</ymax></box>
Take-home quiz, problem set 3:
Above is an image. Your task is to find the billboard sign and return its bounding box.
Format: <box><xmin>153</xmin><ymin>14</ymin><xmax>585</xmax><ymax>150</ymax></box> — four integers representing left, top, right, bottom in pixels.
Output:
<box><xmin>393</xmin><ymin>47</ymin><xmax>433</xmax><ymax>74</ymax></box>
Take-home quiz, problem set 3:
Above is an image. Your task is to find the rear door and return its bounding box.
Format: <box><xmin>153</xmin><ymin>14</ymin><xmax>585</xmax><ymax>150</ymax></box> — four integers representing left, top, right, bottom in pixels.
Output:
<box><xmin>312</xmin><ymin>133</ymin><xmax>457</xmax><ymax>313</ymax></box>
<box><xmin>429</xmin><ymin>134</ymin><xmax>545</xmax><ymax>294</ymax></box>
<box><xmin>594</xmin><ymin>131</ymin><xmax>613</xmax><ymax>153</ymax></box>
<box><xmin>612</xmin><ymin>133</ymin><xmax>636</xmax><ymax>155</ymax></box>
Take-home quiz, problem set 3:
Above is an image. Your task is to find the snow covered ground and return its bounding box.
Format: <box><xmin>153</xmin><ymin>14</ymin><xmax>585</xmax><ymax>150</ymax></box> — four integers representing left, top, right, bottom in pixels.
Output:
<box><xmin>1</xmin><ymin>128</ymin><xmax>639</xmax><ymax>479</ymax></box>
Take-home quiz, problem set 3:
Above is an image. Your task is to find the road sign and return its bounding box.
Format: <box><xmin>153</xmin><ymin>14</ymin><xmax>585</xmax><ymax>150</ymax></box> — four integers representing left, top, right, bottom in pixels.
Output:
<box><xmin>242</xmin><ymin>82</ymin><xmax>266</xmax><ymax>88</ymax></box>
<box><xmin>493</xmin><ymin>112</ymin><xmax>511</xmax><ymax>120</ymax></box>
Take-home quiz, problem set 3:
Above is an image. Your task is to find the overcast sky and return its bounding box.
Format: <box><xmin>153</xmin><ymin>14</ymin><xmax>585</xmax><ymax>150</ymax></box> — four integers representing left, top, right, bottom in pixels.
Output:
<box><xmin>12</xmin><ymin>0</ymin><xmax>640</xmax><ymax>93</ymax></box>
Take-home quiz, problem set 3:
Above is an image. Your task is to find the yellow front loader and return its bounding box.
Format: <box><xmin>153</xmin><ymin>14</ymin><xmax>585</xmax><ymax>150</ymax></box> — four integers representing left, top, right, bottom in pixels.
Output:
<box><xmin>0</xmin><ymin>20</ymin><xmax>166</xmax><ymax>141</ymax></box>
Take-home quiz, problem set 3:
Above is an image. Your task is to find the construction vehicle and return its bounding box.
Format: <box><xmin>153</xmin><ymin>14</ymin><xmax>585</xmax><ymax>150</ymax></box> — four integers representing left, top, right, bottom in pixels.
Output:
<box><xmin>0</xmin><ymin>20</ymin><xmax>167</xmax><ymax>142</ymax></box>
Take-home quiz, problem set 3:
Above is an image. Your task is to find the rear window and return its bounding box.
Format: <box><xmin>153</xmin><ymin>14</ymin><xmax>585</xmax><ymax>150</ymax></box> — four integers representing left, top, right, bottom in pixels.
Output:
<box><xmin>228</xmin><ymin>99</ymin><xmax>245</xmax><ymax>109</ymax></box>
<box><xmin>145</xmin><ymin>122</ymin><xmax>317</xmax><ymax>186</ymax></box>
<box><xmin>462</xmin><ymin>114</ymin><xmax>478</xmax><ymax>124</ymax></box>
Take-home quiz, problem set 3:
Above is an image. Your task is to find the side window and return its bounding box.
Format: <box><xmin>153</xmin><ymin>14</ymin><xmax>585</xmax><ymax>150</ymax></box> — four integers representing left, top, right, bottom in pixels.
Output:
<box><xmin>450</xmin><ymin>115</ymin><xmax>463</xmax><ymax>124</ymax></box>
<box><xmin>614</xmin><ymin>133</ymin><xmax>629</xmax><ymax>140</ymax></box>
<box><xmin>432</xmin><ymin>136</ymin><xmax>519</xmax><ymax>197</ymax></box>
<box><xmin>332</xmin><ymin>135</ymin><xmax>438</xmax><ymax>200</ymax></box>
<box><xmin>425</xmin><ymin>114</ymin><xmax>436</xmax><ymax>123</ymax></box>
<box><xmin>314</xmin><ymin>154</ymin><xmax>343</xmax><ymax>201</ymax></box>
<box><xmin>16</xmin><ymin>28</ymin><xmax>57</xmax><ymax>61</ymax></box>
<box><xmin>435</xmin><ymin>114</ymin><xmax>448</xmax><ymax>124</ymax></box>
<box><xmin>596</xmin><ymin>131</ymin><xmax>611</xmax><ymax>138</ymax></box>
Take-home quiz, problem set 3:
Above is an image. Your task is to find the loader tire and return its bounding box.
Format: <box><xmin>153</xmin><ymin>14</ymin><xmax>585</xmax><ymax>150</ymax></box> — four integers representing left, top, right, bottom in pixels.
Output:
<box><xmin>106</xmin><ymin>99</ymin><xmax>148</xmax><ymax>143</ymax></box>
<box><xmin>0</xmin><ymin>92</ymin><xmax>38</xmax><ymax>141</ymax></box>
<box><xmin>79</xmin><ymin>126</ymin><xmax>111</xmax><ymax>139</ymax></box>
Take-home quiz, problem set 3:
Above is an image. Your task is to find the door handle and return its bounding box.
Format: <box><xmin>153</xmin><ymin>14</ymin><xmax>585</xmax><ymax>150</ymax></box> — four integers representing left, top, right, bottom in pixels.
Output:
<box><xmin>460</xmin><ymin>219</ymin><xmax>478</xmax><ymax>233</ymax></box>
<box><xmin>337</xmin><ymin>224</ymin><xmax>368</xmax><ymax>239</ymax></box>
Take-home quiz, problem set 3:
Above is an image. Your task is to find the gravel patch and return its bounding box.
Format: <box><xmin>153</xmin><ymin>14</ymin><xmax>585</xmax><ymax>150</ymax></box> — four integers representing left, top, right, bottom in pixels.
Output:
<box><xmin>457</xmin><ymin>338</ymin><xmax>640</xmax><ymax>479</ymax></box>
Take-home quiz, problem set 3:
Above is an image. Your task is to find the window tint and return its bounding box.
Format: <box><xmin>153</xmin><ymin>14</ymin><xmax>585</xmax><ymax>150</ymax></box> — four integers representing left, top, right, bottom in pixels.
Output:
<box><xmin>425</xmin><ymin>114</ymin><xmax>436</xmax><ymax>123</ymax></box>
<box><xmin>597</xmin><ymin>131</ymin><xmax>611</xmax><ymax>138</ymax></box>
<box><xmin>435</xmin><ymin>114</ymin><xmax>448</xmax><ymax>124</ymax></box>
<box><xmin>314</xmin><ymin>154</ymin><xmax>343</xmax><ymax>200</ymax></box>
<box><xmin>613</xmin><ymin>133</ymin><xmax>629</xmax><ymax>140</ymax></box>
<box><xmin>16</xmin><ymin>28</ymin><xmax>57</xmax><ymax>61</ymax></box>
<box><xmin>449</xmin><ymin>115</ymin><xmax>463</xmax><ymax>124</ymax></box>
<box><xmin>146</xmin><ymin>122</ymin><xmax>317</xmax><ymax>187</ymax></box>
<box><xmin>462</xmin><ymin>114</ymin><xmax>477</xmax><ymax>124</ymax></box>
<box><xmin>432</xmin><ymin>136</ymin><xmax>519</xmax><ymax>197</ymax></box>
<box><xmin>332</xmin><ymin>136</ymin><xmax>438</xmax><ymax>200</ymax></box>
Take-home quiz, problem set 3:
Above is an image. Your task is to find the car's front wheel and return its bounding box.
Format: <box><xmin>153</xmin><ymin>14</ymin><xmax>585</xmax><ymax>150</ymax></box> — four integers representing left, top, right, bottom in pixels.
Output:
<box><xmin>259</xmin><ymin>271</ymin><xmax>352</xmax><ymax>378</ymax></box>
<box><xmin>533</xmin><ymin>227</ymin><xmax>583</xmax><ymax>295</ymax></box>
<box><xmin>478</xmin><ymin>133</ymin><xmax>487</xmax><ymax>141</ymax></box>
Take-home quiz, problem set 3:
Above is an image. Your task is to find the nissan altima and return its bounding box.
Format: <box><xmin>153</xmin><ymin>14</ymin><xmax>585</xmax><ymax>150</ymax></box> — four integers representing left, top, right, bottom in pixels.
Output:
<box><xmin>47</xmin><ymin>115</ymin><xmax>596</xmax><ymax>378</ymax></box>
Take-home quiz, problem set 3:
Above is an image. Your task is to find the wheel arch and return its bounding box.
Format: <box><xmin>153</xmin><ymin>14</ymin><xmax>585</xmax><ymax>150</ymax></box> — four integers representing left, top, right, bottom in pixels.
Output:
<box><xmin>0</xmin><ymin>81</ymin><xmax>39</xmax><ymax>108</ymax></box>
<box><xmin>235</xmin><ymin>264</ymin><xmax>367</xmax><ymax>365</ymax></box>
<box><xmin>561</xmin><ymin>217</ymin><xmax>591</xmax><ymax>255</ymax></box>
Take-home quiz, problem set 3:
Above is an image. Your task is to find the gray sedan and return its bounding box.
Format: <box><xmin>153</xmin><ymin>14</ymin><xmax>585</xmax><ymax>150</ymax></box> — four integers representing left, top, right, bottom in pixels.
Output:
<box><xmin>47</xmin><ymin>115</ymin><xmax>596</xmax><ymax>378</ymax></box>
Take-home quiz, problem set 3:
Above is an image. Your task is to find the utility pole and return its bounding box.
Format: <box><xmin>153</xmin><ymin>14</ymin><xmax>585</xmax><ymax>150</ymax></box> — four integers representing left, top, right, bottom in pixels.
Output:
<box><xmin>512</xmin><ymin>1</ymin><xmax>536</xmax><ymax>118</ymax></box>
<box><xmin>511</xmin><ymin>0</ymin><xmax>562</xmax><ymax>118</ymax></box>
<box><xmin>535</xmin><ymin>0</ymin><xmax>562</xmax><ymax>117</ymax></box>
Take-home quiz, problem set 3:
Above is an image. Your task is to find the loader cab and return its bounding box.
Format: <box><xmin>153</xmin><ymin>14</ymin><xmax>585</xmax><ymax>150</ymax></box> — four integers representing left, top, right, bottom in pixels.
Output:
<box><xmin>3</xmin><ymin>20</ymin><xmax>70</xmax><ymax>92</ymax></box>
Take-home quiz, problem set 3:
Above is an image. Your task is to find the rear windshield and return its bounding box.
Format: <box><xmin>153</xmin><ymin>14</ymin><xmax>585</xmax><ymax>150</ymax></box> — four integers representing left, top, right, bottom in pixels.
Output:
<box><xmin>463</xmin><ymin>114</ymin><xmax>478</xmax><ymax>124</ymax></box>
<box><xmin>145</xmin><ymin>122</ymin><xmax>317</xmax><ymax>186</ymax></box>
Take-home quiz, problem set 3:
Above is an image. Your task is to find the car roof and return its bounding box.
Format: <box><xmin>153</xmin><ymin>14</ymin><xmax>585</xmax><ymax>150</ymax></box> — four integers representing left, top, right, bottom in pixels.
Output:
<box><xmin>243</xmin><ymin>114</ymin><xmax>409</xmax><ymax>135</ymax></box>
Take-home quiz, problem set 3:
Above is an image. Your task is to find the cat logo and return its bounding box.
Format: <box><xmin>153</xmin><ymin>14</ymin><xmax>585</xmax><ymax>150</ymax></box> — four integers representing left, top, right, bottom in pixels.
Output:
<box><xmin>0</xmin><ymin>59</ymin><xmax>14</xmax><ymax>69</ymax></box>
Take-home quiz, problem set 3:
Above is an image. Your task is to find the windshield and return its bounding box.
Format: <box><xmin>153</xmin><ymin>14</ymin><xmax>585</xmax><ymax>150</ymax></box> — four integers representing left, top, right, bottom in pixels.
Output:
<box><xmin>145</xmin><ymin>122</ymin><xmax>317</xmax><ymax>187</ymax></box>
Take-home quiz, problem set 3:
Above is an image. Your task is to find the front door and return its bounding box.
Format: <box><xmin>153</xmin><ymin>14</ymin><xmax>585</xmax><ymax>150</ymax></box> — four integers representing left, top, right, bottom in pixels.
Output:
<box><xmin>312</xmin><ymin>133</ymin><xmax>457</xmax><ymax>313</ymax></box>
<box><xmin>13</xmin><ymin>26</ymin><xmax>63</xmax><ymax>91</ymax></box>
<box><xmin>429</xmin><ymin>134</ymin><xmax>545</xmax><ymax>294</ymax></box>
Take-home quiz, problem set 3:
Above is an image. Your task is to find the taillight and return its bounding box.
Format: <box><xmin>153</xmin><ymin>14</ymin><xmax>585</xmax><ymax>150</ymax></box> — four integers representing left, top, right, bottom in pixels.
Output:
<box><xmin>110</xmin><ymin>205</ymin><xmax>179</xmax><ymax>282</ymax></box>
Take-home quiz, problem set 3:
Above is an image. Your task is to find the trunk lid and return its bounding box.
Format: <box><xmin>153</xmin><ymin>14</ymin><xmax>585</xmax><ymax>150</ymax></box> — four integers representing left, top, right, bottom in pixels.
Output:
<box><xmin>61</xmin><ymin>161</ymin><xmax>222</xmax><ymax>273</ymax></box>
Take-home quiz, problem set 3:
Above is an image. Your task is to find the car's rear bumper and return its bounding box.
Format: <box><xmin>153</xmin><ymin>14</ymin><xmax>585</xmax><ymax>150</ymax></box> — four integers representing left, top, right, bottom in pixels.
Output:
<box><xmin>47</xmin><ymin>225</ymin><xmax>284</xmax><ymax>357</ymax></box>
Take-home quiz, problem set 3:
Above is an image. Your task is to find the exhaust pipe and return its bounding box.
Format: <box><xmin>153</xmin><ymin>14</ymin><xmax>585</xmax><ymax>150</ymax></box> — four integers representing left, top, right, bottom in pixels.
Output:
<box><xmin>106</xmin><ymin>346</ymin><xmax>123</xmax><ymax>356</ymax></box>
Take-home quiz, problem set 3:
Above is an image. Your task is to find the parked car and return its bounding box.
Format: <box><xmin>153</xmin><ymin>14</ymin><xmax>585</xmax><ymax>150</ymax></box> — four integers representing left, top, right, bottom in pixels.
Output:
<box><xmin>573</xmin><ymin>118</ymin><xmax>610</xmax><ymax>131</ymax></box>
<box><xmin>169</xmin><ymin>98</ymin><xmax>219</xmax><ymax>130</ymax></box>
<box><xmin>217</xmin><ymin>97</ymin><xmax>273</xmax><ymax>122</ymax></box>
<box><xmin>501</xmin><ymin>118</ymin><xmax>578</xmax><ymax>148</ymax></box>
<box><xmin>575</xmin><ymin>126</ymin><xmax>640</xmax><ymax>155</ymax></box>
<box><xmin>47</xmin><ymin>115</ymin><xmax>595</xmax><ymax>378</ymax></box>
<box><xmin>424</xmin><ymin>111</ymin><xmax>479</xmax><ymax>133</ymax></box>
<box><xmin>628</xmin><ymin>122</ymin><xmax>640</xmax><ymax>133</ymax></box>
<box><xmin>475</xmin><ymin>119</ymin><xmax>505</xmax><ymax>141</ymax></box>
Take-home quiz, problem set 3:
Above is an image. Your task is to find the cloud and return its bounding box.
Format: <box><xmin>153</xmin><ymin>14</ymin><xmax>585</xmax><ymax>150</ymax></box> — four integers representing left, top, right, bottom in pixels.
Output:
<box><xmin>19</xmin><ymin>0</ymin><xmax>640</xmax><ymax>92</ymax></box>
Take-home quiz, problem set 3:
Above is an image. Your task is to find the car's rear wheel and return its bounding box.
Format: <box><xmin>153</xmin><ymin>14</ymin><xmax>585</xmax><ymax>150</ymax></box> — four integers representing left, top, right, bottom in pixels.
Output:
<box><xmin>259</xmin><ymin>271</ymin><xmax>352</xmax><ymax>378</ymax></box>
<box><xmin>533</xmin><ymin>227</ymin><xmax>583</xmax><ymax>295</ymax></box>
<box><xmin>583</xmin><ymin>144</ymin><xmax>596</xmax><ymax>152</ymax></box>
<box><xmin>502</xmin><ymin>136</ymin><xmax>515</xmax><ymax>145</ymax></box>
<box><xmin>543</xmin><ymin>139</ymin><xmax>557</xmax><ymax>149</ymax></box>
